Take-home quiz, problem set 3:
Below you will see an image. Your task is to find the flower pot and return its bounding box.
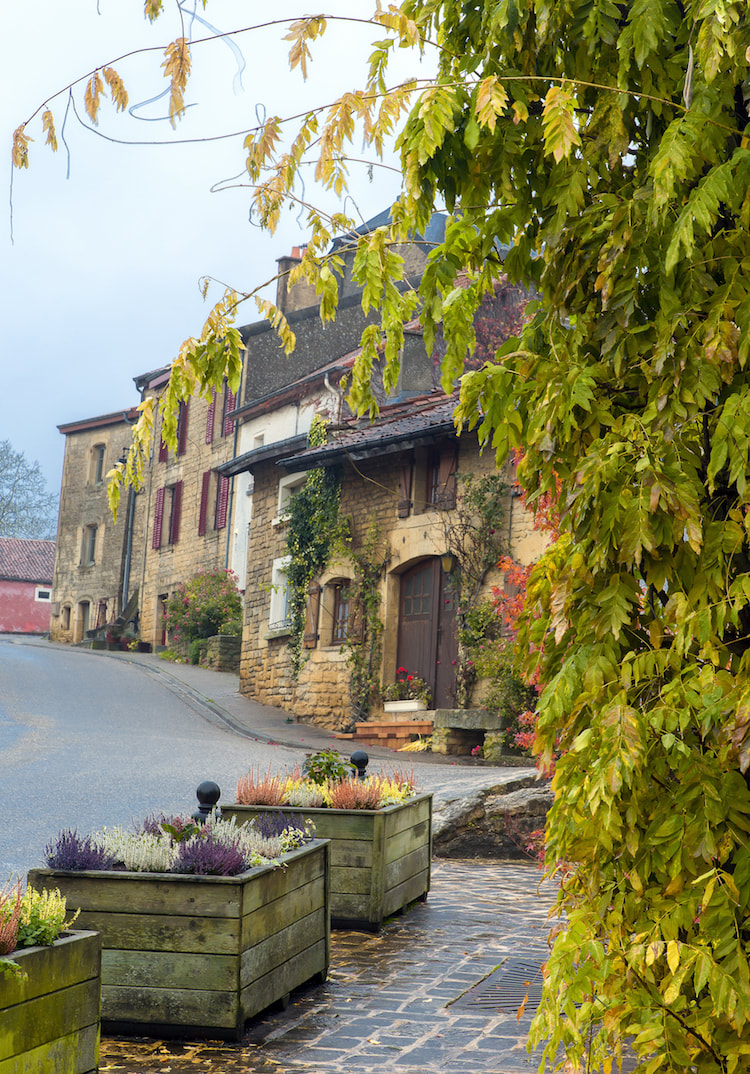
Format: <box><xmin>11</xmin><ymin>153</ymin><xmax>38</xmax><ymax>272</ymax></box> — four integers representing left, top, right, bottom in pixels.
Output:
<box><xmin>383</xmin><ymin>699</ymin><xmax>428</xmax><ymax>713</ymax></box>
<box><xmin>28</xmin><ymin>840</ymin><xmax>329</xmax><ymax>1040</ymax></box>
<box><xmin>222</xmin><ymin>794</ymin><xmax>432</xmax><ymax>931</ymax></box>
<box><xmin>1</xmin><ymin>930</ymin><xmax>101</xmax><ymax>1073</ymax></box>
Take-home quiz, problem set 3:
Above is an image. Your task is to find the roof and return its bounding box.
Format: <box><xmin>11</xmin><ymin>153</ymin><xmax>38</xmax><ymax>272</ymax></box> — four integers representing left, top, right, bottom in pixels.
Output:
<box><xmin>277</xmin><ymin>392</ymin><xmax>460</xmax><ymax>473</ymax></box>
<box><xmin>0</xmin><ymin>538</ymin><xmax>55</xmax><ymax>584</ymax></box>
<box><xmin>58</xmin><ymin>408</ymin><xmax>140</xmax><ymax>436</ymax></box>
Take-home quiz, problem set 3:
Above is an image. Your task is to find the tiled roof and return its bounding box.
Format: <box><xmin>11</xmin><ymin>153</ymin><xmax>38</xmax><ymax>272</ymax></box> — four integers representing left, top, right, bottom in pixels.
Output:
<box><xmin>279</xmin><ymin>392</ymin><xmax>459</xmax><ymax>472</ymax></box>
<box><xmin>0</xmin><ymin>538</ymin><xmax>55</xmax><ymax>583</ymax></box>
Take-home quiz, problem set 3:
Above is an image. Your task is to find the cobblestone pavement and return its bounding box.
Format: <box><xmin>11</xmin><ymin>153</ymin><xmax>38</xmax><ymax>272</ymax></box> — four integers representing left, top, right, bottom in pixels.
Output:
<box><xmin>100</xmin><ymin>859</ymin><xmax>557</xmax><ymax>1074</ymax></box>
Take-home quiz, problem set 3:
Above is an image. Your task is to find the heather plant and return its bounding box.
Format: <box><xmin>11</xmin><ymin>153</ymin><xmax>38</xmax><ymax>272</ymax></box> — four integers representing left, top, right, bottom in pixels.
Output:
<box><xmin>329</xmin><ymin>779</ymin><xmax>383</xmax><ymax>811</ymax></box>
<box><xmin>236</xmin><ymin>766</ymin><xmax>288</xmax><ymax>806</ymax></box>
<box><xmin>44</xmin><ymin>829</ymin><xmax>117</xmax><ymax>871</ymax></box>
<box><xmin>0</xmin><ymin>879</ymin><xmax>22</xmax><ymax>956</ymax></box>
<box><xmin>95</xmin><ymin>827</ymin><xmax>178</xmax><ymax>873</ymax></box>
<box><xmin>173</xmin><ymin>829</ymin><xmax>247</xmax><ymax>876</ymax></box>
<box><xmin>284</xmin><ymin>780</ymin><xmax>329</xmax><ymax>808</ymax></box>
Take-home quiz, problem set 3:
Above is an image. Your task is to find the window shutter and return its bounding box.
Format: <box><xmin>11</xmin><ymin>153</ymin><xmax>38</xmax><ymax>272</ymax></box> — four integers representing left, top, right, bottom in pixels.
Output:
<box><xmin>437</xmin><ymin>445</ymin><xmax>458</xmax><ymax>510</ymax></box>
<box><xmin>205</xmin><ymin>389</ymin><xmax>216</xmax><ymax>444</ymax></box>
<box><xmin>198</xmin><ymin>471</ymin><xmax>211</xmax><ymax>536</ymax></box>
<box><xmin>158</xmin><ymin>437</ymin><xmax>168</xmax><ymax>463</ymax></box>
<box><xmin>169</xmin><ymin>481</ymin><xmax>183</xmax><ymax>544</ymax></box>
<box><xmin>215</xmin><ymin>473</ymin><xmax>230</xmax><ymax>530</ymax></box>
<box><xmin>223</xmin><ymin>387</ymin><xmax>236</xmax><ymax>436</ymax></box>
<box><xmin>152</xmin><ymin>486</ymin><xmax>165</xmax><ymax>549</ymax></box>
<box><xmin>398</xmin><ymin>452</ymin><xmax>413</xmax><ymax>517</ymax></box>
<box><xmin>303</xmin><ymin>584</ymin><xmax>321</xmax><ymax>648</ymax></box>
<box><xmin>177</xmin><ymin>401</ymin><xmax>190</xmax><ymax>456</ymax></box>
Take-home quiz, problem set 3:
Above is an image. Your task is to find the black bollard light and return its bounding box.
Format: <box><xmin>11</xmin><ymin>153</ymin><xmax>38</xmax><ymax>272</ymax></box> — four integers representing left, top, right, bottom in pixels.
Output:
<box><xmin>350</xmin><ymin>750</ymin><xmax>369</xmax><ymax>780</ymax></box>
<box><xmin>193</xmin><ymin>780</ymin><xmax>221</xmax><ymax>824</ymax></box>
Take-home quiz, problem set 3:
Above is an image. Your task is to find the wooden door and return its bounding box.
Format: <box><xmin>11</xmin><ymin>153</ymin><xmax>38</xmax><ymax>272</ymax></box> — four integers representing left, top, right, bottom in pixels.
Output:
<box><xmin>397</xmin><ymin>559</ymin><xmax>457</xmax><ymax>709</ymax></box>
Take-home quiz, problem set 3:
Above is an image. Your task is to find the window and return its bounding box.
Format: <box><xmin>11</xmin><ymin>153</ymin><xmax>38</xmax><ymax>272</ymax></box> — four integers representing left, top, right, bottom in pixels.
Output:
<box><xmin>275</xmin><ymin>472</ymin><xmax>306</xmax><ymax>523</ymax></box>
<box><xmin>426</xmin><ymin>445</ymin><xmax>458</xmax><ymax>511</ymax></box>
<box><xmin>82</xmin><ymin>524</ymin><xmax>97</xmax><ymax>566</ymax></box>
<box><xmin>91</xmin><ymin>444</ymin><xmax>106</xmax><ymax>485</ymax></box>
<box><xmin>152</xmin><ymin>482</ymin><xmax>182</xmax><ymax>548</ymax></box>
<box><xmin>35</xmin><ymin>587</ymin><xmax>52</xmax><ymax>602</ymax></box>
<box><xmin>268</xmin><ymin>557</ymin><xmax>291</xmax><ymax>632</ymax></box>
<box><xmin>331</xmin><ymin>583</ymin><xmax>350</xmax><ymax>645</ymax></box>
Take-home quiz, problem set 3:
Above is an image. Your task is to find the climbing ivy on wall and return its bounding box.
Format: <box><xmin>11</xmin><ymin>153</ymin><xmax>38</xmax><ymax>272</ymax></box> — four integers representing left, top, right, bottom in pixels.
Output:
<box><xmin>285</xmin><ymin>416</ymin><xmax>346</xmax><ymax>679</ymax></box>
<box><xmin>342</xmin><ymin>517</ymin><xmax>390</xmax><ymax>726</ymax></box>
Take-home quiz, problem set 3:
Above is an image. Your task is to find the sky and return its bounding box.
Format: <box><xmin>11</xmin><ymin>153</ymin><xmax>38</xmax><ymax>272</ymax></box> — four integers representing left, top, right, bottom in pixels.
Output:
<box><xmin>1</xmin><ymin>2</ymin><xmax>427</xmax><ymax>495</ymax></box>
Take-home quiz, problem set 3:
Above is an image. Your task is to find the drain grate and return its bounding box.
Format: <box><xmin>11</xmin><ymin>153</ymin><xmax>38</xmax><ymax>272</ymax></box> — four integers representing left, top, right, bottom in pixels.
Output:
<box><xmin>448</xmin><ymin>959</ymin><xmax>545</xmax><ymax>1013</ymax></box>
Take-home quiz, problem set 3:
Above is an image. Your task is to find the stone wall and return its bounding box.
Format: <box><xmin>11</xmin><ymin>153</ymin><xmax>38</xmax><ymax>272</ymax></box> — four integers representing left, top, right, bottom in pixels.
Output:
<box><xmin>136</xmin><ymin>389</ymin><xmax>237</xmax><ymax>649</ymax></box>
<box><xmin>239</xmin><ymin>435</ymin><xmax>546</xmax><ymax>730</ymax></box>
<box><xmin>51</xmin><ymin>413</ymin><xmax>146</xmax><ymax>643</ymax></box>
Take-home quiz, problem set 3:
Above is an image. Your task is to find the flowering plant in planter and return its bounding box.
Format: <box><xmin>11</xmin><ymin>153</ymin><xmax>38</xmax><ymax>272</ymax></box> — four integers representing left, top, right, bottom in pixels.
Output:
<box><xmin>43</xmin><ymin>811</ymin><xmax>313</xmax><ymax>876</ymax></box>
<box><xmin>0</xmin><ymin>880</ymin><xmax>80</xmax><ymax>973</ymax></box>
<box><xmin>382</xmin><ymin>668</ymin><xmax>431</xmax><ymax>705</ymax></box>
<box><xmin>235</xmin><ymin>756</ymin><xmax>417</xmax><ymax>811</ymax></box>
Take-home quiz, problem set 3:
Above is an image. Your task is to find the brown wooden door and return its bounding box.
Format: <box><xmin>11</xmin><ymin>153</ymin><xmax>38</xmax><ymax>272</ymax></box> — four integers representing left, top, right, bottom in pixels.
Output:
<box><xmin>397</xmin><ymin>559</ymin><xmax>457</xmax><ymax>708</ymax></box>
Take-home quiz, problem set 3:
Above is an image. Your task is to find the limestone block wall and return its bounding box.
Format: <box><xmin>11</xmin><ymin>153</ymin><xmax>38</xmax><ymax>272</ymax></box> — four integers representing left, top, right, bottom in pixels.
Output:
<box><xmin>239</xmin><ymin>435</ymin><xmax>545</xmax><ymax>729</ymax></box>
<box><xmin>137</xmin><ymin>388</ymin><xmax>238</xmax><ymax>649</ymax></box>
<box><xmin>51</xmin><ymin>415</ymin><xmax>145</xmax><ymax>643</ymax></box>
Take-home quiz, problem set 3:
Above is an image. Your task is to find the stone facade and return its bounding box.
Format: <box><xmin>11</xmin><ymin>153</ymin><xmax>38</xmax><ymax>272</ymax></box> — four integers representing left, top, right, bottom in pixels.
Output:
<box><xmin>133</xmin><ymin>378</ymin><xmax>239</xmax><ymax>648</ymax></box>
<box><xmin>51</xmin><ymin>410</ymin><xmax>145</xmax><ymax>643</ymax></box>
<box><xmin>239</xmin><ymin>419</ymin><xmax>546</xmax><ymax>731</ymax></box>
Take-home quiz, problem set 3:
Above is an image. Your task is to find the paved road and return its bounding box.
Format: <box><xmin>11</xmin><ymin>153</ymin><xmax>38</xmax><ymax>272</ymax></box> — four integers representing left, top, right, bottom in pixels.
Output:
<box><xmin>0</xmin><ymin>636</ymin><xmax>306</xmax><ymax>876</ymax></box>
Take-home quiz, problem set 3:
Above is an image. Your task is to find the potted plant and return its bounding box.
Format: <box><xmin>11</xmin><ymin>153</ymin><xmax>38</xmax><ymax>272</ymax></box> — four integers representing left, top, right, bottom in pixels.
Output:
<box><xmin>382</xmin><ymin>668</ymin><xmax>432</xmax><ymax>713</ymax></box>
<box><xmin>1</xmin><ymin>880</ymin><xmax>100</xmax><ymax>1073</ymax></box>
<box><xmin>28</xmin><ymin>811</ymin><xmax>329</xmax><ymax>1040</ymax></box>
<box><xmin>222</xmin><ymin>751</ymin><xmax>432</xmax><ymax>931</ymax></box>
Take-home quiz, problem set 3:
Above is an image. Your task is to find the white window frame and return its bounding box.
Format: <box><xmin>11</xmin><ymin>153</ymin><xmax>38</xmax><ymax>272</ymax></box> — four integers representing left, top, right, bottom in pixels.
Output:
<box><xmin>268</xmin><ymin>556</ymin><xmax>292</xmax><ymax>632</ymax></box>
<box><xmin>35</xmin><ymin>587</ymin><xmax>52</xmax><ymax>602</ymax></box>
<box><xmin>273</xmin><ymin>472</ymin><xmax>307</xmax><ymax>526</ymax></box>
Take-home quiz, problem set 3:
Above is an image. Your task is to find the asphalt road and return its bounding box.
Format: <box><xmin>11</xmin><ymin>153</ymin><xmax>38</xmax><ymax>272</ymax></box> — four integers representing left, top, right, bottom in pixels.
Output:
<box><xmin>0</xmin><ymin>635</ymin><xmax>312</xmax><ymax>877</ymax></box>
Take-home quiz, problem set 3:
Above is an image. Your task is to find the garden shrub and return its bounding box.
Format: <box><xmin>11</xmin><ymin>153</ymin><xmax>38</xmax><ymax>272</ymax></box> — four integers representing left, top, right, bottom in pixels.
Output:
<box><xmin>165</xmin><ymin>568</ymin><xmax>242</xmax><ymax>646</ymax></box>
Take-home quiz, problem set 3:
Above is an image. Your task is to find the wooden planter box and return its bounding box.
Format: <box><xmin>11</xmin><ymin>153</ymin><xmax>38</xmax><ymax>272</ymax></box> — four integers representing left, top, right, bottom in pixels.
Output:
<box><xmin>1</xmin><ymin>929</ymin><xmax>101</xmax><ymax>1073</ymax></box>
<box><xmin>222</xmin><ymin>794</ymin><xmax>432</xmax><ymax>931</ymax></box>
<box><xmin>28</xmin><ymin>839</ymin><xmax>329</xmax><ymax>1041</ymax></box>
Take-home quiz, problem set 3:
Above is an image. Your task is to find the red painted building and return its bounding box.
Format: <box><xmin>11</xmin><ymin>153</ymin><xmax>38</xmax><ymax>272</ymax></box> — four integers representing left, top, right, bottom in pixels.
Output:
<box><xmin>0</xmin><ymin>538</ymin><xmax>56</xmax><ymax>634</ymax></box>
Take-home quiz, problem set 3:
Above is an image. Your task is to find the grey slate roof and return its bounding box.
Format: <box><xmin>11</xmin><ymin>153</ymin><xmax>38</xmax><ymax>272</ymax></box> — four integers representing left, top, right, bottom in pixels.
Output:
<box><xmin>0</xmin><ymin>538</ymin><xmax>55</xmax><ymax>584</ymax></box>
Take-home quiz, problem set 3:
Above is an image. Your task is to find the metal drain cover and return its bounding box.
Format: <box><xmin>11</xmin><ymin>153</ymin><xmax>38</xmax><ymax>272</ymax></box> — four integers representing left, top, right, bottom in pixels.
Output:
<box><xmin>449</xmin><ymin>959</ymin><xmax>545</xmax><ymax>1013</ymax></box>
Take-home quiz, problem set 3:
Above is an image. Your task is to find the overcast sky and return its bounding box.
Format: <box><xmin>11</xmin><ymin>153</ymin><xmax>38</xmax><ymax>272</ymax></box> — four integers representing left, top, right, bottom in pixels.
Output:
<box><xmin>2</xmin><ymin>2</ymin><xmax>426</xmax><ymax>495</ymax></box>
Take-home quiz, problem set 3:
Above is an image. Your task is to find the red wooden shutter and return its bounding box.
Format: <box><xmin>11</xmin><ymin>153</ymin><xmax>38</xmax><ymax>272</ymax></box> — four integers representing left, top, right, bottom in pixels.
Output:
<box><xmin>177</xmin><ymin>401</ymin><xmax>190</xmax><ymax>456</ymax></box>
<box><xmin>198</xmin><ymin>471</ymin><xmax>211</xmax><ymax>536</ymax></box>
<box><xmin>215</xmin><ymin>474</ymin><xmax>230</xmax><ymax>529</ymax></box>
<box><xmin>205</xmin><ymin>389</ymin><xmax>216</xmax><ymax>444</ymax></box>
<box><xmin>152</xmin><ymin>486</ymin><xmax>165</xmax><ymax>549</ymax></box>
<box><xmin>437</xmin><ymin>445</ymin><xmax>458</xmax><ymax>509</ymax></box>
<box><xmin>303</xmin><ymin>584</ymin><xmax>321</xmax><ymax>648</ymax></box>
<box><xmin>158</xmin><ymin>437</ymin><xmax>168</xmax><ymax>463</ymax></box>
<box><xmin>223</xmin><ymin>387</ymin><xmax>236</xmax><ymax>436</ymax></box>
<box><xmin>398</xmin><ymin>453</ymin><xmax>413</xmax><ymax>517</ymax></box>
<box><xmin>169</xmin><ymin>481</ymin><xmax>183</xmax><ymax>544</ymax></box>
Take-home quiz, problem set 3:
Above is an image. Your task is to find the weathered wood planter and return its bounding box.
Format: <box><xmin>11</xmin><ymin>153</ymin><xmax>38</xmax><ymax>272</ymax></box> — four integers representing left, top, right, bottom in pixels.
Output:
<box><xmin>223</xmin><ymin>793</ymin><xmax>432</xmax><ymax>931</ymax></box>
<box><xmin>28</xmin><ymin>839</ymin><xmax>329</xmax><ymax>1041</ymax></box>
<box><xmin>1</xmin><ymin>929</ymin><xmax>101</xmax><ymax>1073</ymax></box>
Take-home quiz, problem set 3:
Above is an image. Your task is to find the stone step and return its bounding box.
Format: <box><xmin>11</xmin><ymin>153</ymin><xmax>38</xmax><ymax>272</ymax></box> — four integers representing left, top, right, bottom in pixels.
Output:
<box><xmin>337</xmin><ymin>720</ymin><xmax>434</xmax><ymax>749</ymax></box>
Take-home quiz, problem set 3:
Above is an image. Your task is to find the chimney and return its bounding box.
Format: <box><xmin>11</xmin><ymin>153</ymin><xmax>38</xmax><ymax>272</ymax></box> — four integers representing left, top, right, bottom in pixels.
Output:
<box><xmin>275</xmin><ymin>245</ymin><xmax>320</xmax><ymax>314</ymax></box>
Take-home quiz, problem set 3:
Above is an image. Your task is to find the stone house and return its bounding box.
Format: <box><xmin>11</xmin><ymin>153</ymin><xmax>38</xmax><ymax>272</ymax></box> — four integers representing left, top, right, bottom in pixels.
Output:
<box><xmin>0</xmin><ymin>537</ymin><xmax>55</xmax><ymax>634</ymax></box>
<box><xmin>131</xmin><ymin>366</ymin><xmax>240</xmax><ymax>647</ymax></box>
<box><xmin>226</xmin><ymin>387</ymin><xmax>545</xmax><ymax>732</ymax></box>
<box><xmin>50</xmin><ymin>409</ymin><xmax>144</xmax><ymax>643</ymax></box>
